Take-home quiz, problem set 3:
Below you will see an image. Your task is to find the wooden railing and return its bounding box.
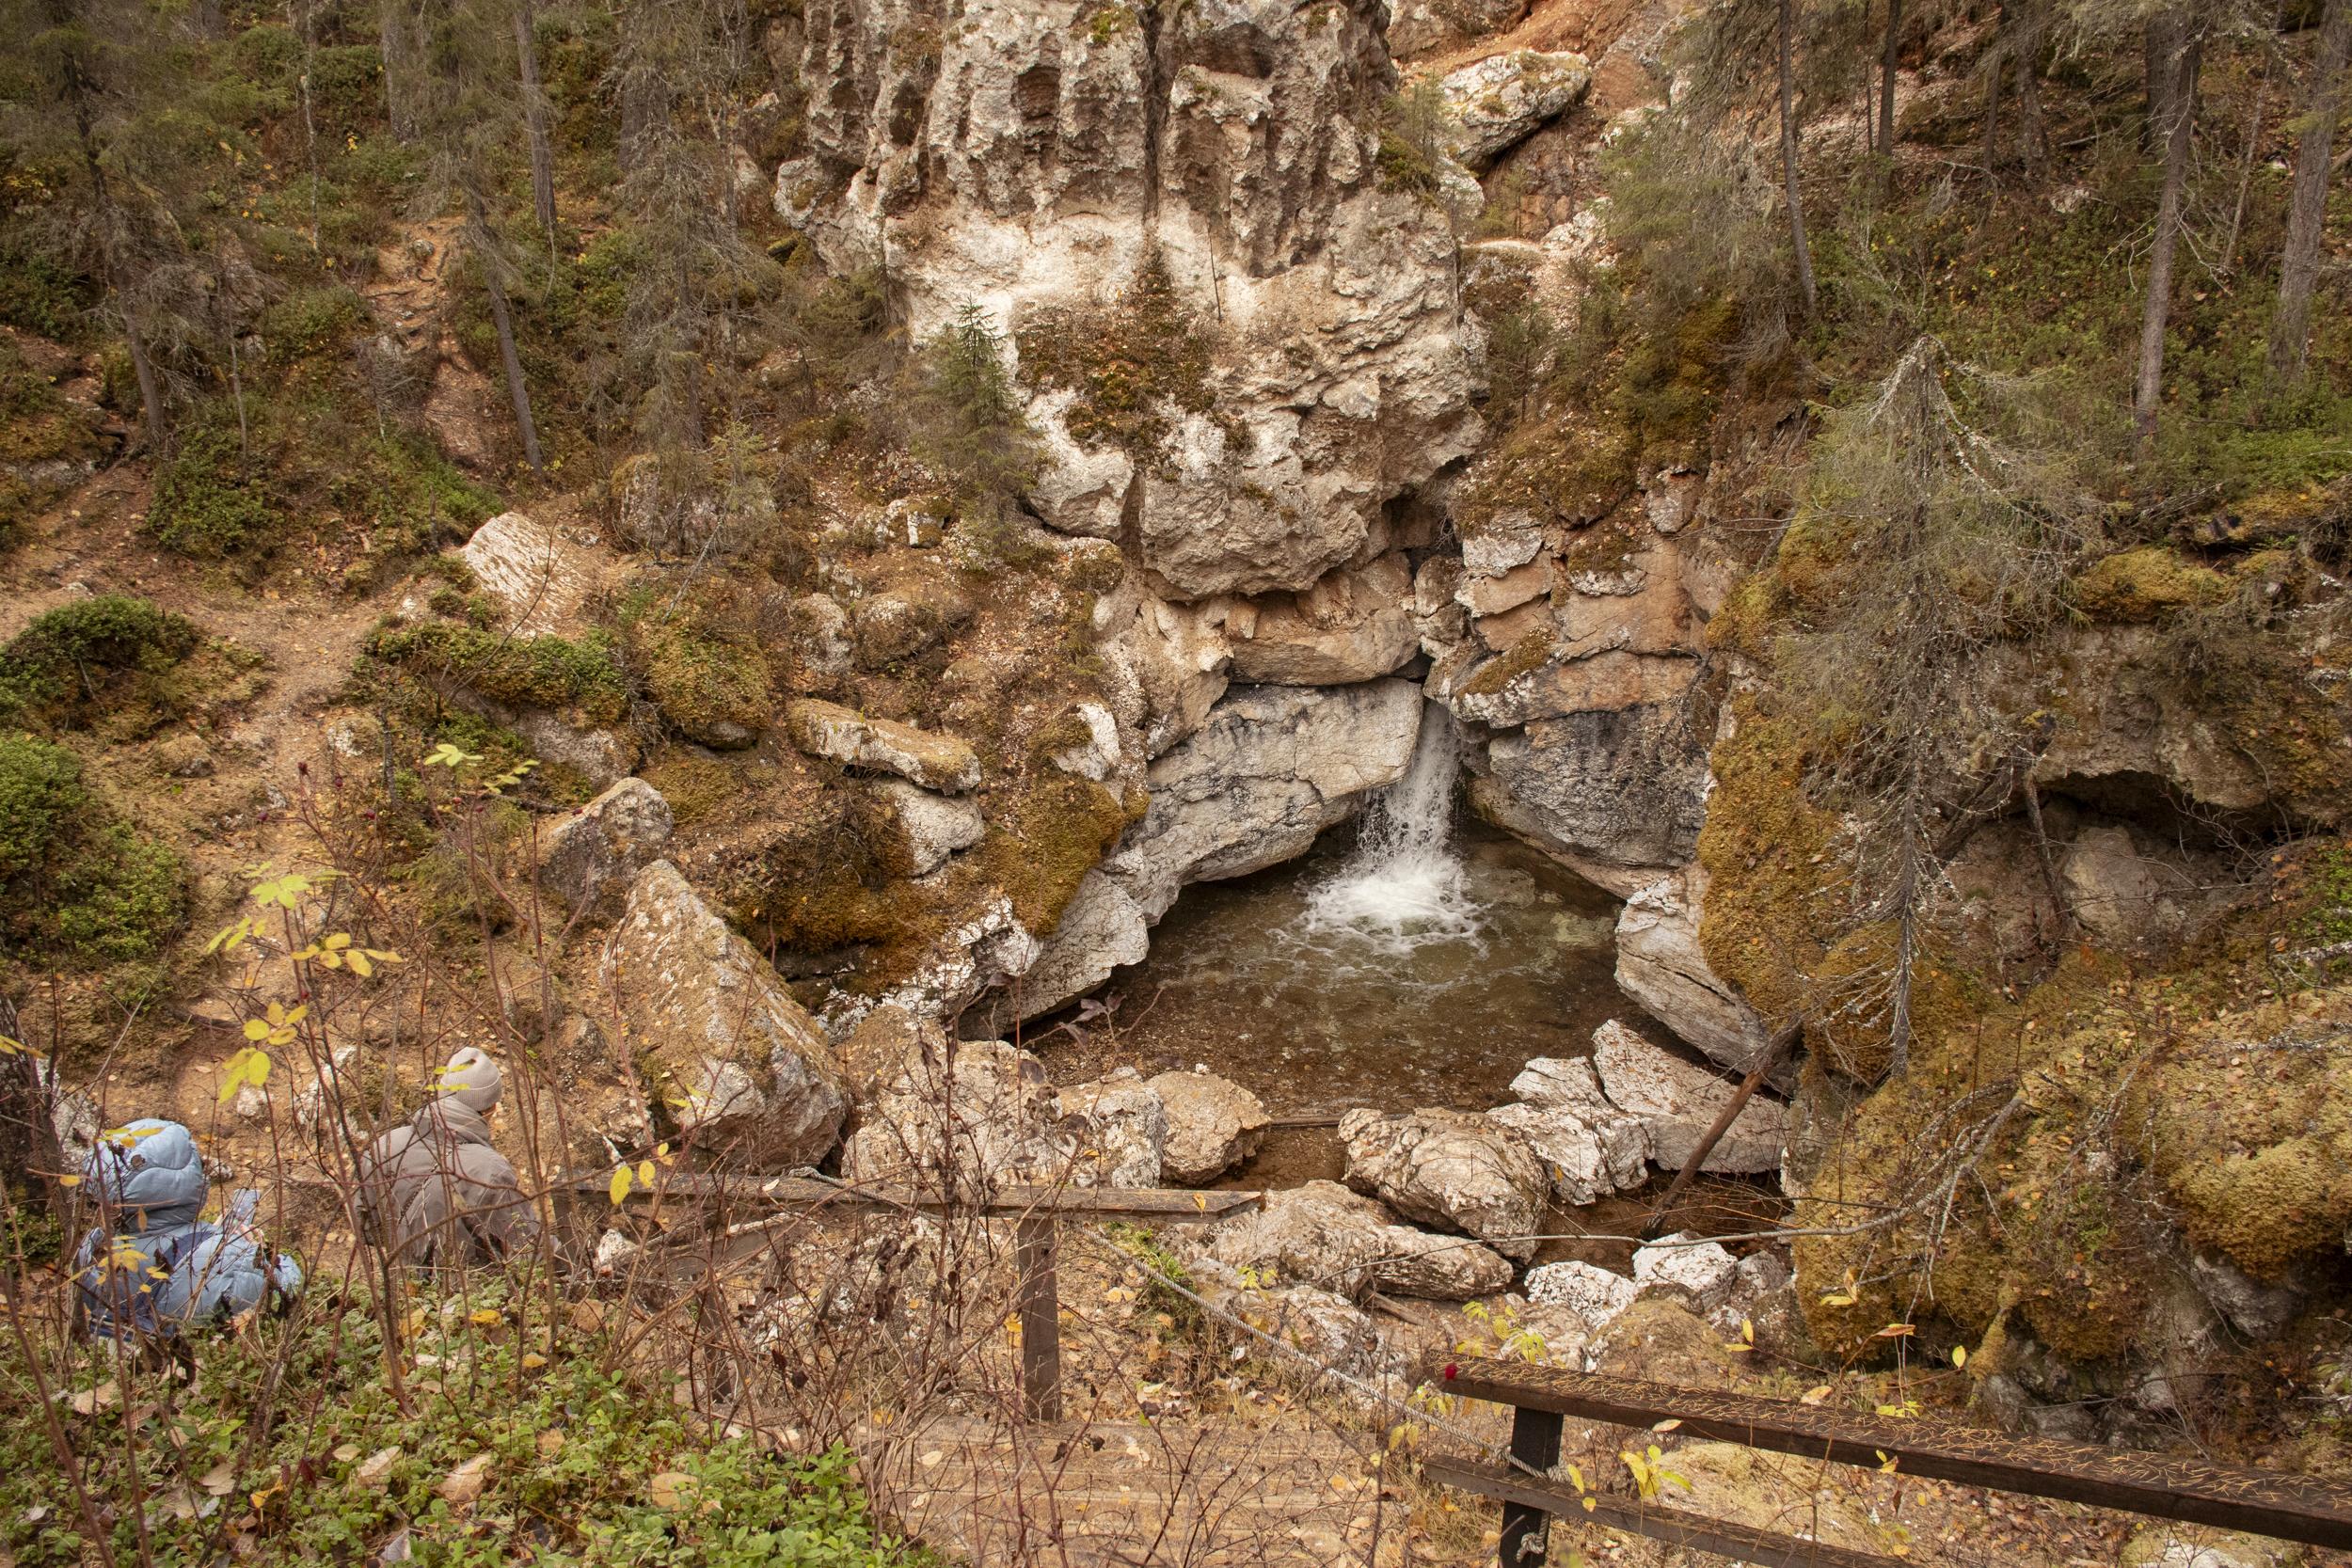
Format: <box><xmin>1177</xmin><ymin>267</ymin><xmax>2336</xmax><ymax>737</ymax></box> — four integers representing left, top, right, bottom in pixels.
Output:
<box><xmin>1435</xmin><ymin>1358</ymin><xmax>2352</xmax><ymax>1564</ymax></box>
<box><xmin>584</xmin><ymin>1168</ymin><xmax>1261</xmax><ymax>1421</ymax></box>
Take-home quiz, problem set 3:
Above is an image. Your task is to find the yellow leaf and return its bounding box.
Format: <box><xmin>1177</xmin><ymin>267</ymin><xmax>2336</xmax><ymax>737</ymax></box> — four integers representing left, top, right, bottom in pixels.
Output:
<box><xmin>469</xmin><ymin>1307</ymin><xmax>501</xmax><ymax>1326</ymax></box>
<box><xmin>608</xmin><ymin>1166</ymin><xmax>632</xmax><ymax>1206</ymax></box>
<box><xmin>242</xmin><ymin>1020</ymin><xmax>269</xmax><ymax>1041</ymax></box>
<box><xmin>346</xmin><ymin>950</ymin><xmax>373</xmax><ymax>977</ymax></box>
<box><xmin>637</xmin><ymin>1160</ymin><xmax>656</xmax><ymax>1190</ymax></box>
<box><xmin>1951</xmin><ymin>1345</ymin><xmax>1968</xmax><ymax>1369</ymax></box>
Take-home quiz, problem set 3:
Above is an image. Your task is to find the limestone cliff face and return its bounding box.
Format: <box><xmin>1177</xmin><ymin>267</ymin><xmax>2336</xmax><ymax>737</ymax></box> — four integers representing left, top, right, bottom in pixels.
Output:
<box><xmin>775</xmin><ymin>0</ymin><xmax>1484</xmax><ymax>600</ymax></box>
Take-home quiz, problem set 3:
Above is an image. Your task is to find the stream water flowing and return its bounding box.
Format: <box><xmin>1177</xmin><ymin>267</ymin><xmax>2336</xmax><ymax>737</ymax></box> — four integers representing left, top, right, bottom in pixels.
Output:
<box><xmin>1035</xmin><ymin>701</ymin><xmax>1629</xmax><ymax>1129</ymax></box>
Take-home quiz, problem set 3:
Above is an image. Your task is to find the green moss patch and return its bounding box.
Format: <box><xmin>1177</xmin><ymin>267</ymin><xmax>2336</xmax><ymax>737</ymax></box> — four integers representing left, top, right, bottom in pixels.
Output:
<box><xmin>1015</xmin><ymin>252</ymin><xmax>1217</xmax><ymax>462</ymax></box>
<box><xmin>364</xmin><ymin>620</ymin><xmax>629</xmax><ymax>724</ymax></box>
<box><xmin>2074</xmin><ymin>546</ymin><xmax>2231</xmax><ymax>624</ymax></box>
<box><xmin>0</xmin><ymin>594</ymin><xmax>203</xmax><ymax>731</ymax></box>
<box><xmin>618</xmin><ymin>583</ymin><xmax>776</xmax><ymax>748</ymax></box>
<box><xmin>0</xmin><ymin>733</ymin><xmax>187</xmax><ymax>969</ymax></box>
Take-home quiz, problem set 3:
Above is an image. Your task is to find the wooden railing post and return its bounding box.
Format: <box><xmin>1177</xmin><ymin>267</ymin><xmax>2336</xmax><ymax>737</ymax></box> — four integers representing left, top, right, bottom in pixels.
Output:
<box><xmin>1016</xmin><ymin>1212</ymin><xmax>1061</xmax><ymax>1423</ymax></box>
<box><xmin>1499</xmin><ymin>1403</ymin><xmax>1563</xmax><ymax>1564</ymax></box>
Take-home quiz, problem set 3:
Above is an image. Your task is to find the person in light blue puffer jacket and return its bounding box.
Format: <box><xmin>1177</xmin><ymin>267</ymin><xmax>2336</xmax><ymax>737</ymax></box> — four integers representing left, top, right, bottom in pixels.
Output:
<box><xmin>72</xmin><ymin>1119</ymin><xmax>303</xmax><ymax>1340</ymax></box>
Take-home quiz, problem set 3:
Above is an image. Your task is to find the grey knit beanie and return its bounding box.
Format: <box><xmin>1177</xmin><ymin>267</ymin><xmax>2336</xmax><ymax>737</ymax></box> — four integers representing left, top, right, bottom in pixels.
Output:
<box><xmin>438</xmin><ymin>1047</ymin><xmax>502</xmax><ymax>1114</ymax></box>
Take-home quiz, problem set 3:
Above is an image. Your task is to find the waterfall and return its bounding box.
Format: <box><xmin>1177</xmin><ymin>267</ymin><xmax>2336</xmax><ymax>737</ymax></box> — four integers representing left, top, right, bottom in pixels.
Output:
<box><xmin>1297</xmin><ymin>699</ymin><xmax>1483</xmax><ymax>950</ymax></box>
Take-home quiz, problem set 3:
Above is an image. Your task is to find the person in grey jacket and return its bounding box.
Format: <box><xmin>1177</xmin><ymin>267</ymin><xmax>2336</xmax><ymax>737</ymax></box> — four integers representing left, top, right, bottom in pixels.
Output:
<box><xmin>73</xmin><ymin>1119</ymin><xmax>303</xmax><ymax>1340</ymax></box>
<box><xmin>357</xmin><ymin>1048</ymin><xmax>540</xmax><ymax>1268</ymax></box>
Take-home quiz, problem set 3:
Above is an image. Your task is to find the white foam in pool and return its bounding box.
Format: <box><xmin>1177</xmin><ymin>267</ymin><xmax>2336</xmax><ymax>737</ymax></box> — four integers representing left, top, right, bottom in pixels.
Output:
<box><xmin>1298</xmin><ymin>701</ymin><xmax>1485</xmax><ymax>951</ymax></box>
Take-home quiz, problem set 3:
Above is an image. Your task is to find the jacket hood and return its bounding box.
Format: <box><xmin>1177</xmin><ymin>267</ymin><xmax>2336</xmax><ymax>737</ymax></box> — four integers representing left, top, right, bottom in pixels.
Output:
<box><xmin>410</xmin><ymin>1098</ymin><xmax>494</xmax><ymax>1146</ymax></box>
<box><xmin>83</xmin><ymin>1119</ymin><xmax>208</xmax><ymax>1229</ymax></box>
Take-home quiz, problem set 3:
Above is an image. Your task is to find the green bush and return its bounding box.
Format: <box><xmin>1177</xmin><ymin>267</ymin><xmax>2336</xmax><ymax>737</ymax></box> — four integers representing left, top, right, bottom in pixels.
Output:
<box><xmin>0</xmin><ymin>594</ymin><xmax>202</xmax><ymax>725</ymax></box>
<box><xmin>262</xmin><ymin>285</ymin><xmax>368</xmax><ymax>364</ymax></box>
<box><xmin>0</xmin><ymin>732</ymin><xmax>83</xmax><ymax>879</ymax></box>
<box><xmin>1</xmin><ymin>1289</ymin><xmax>937</xmax><ymax>1567</ymax></box>
<box><xmin>0</xmin><ymin>234</ymin><xmax>89</xmax><ymax>340</ymax></box>
<box><xmin>0</xmin><ymin>734</ymin><xmax>187</xmax><ymax>968</ymax></box>
<box><xmin>150</xmin><ymin>422</ymin><xmax>283</xmax><ymax>557</ymax></box>
<box><xmin>54</xmin><ymin>821</ymin><xmax>186</xmax><ymax>964</ymax></box>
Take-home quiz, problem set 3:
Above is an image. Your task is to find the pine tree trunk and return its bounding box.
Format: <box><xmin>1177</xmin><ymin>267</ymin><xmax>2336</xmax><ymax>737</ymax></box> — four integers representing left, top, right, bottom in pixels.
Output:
<box><xmin>2269</xmin><ymin>0</ymin><xmax>2352</xmax><ymax>383</ymax></box>
<box><xmin>514</xmin><ymin>0</ymin><xmax>558</xmax><ymax>248</ymax></box>
<box><xmin>2136</xmin><ymin>13</ymin><xmax>2199</xmax><ymax>448</ymax></box>
<box><xmin>1879</xmin><ymin>0</ymin><xmax>1901</xmax><ymax>159</ymax></box>
<box><xmin>469</xmin><ymin>187</ymin><xmax>546</xmax><ymax>471</ymax></box>
<box><xmin>2017</xmin><ymin>0</ymin><xmax>2048</xmax><ymax>175</ymax></box>
<box><xmin>1780</xmin><ymin>0</ymin><xmax>1818</xmax><ymax>315</ymax></box>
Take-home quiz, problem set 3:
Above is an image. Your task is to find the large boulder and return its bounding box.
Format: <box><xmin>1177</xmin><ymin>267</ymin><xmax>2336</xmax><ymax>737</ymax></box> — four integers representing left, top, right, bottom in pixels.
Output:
<box><xmin>1486</xmin><ymin>1097</ymin><xmax>1646</xmax><ymax>1205</ymax></box>
<box><xmin>1591</xmin><ymin>1020</ymin><xmax>1787</xmax><ymax>1173</ymax></box>
<box><xmin>1104</xmin><ymin>679</ymin><xmax>1424</xmax><ymax>921</ymax></box>
<box><xmin>458</xmin><ymin>512</ymin><xmax>598</xmax><ymax>636</ymax></box>
<box><xmin>1631</xmin><ymin>1233</ymin><xmax>1741</xmax><ymax>1313</ymax></box>
<box><xmin>539</xmin><ymin>778</ymin><xmax>675</xmax><ymax>919</ymax></box>
<box><xmin>1437</xmin><ymin>51</ymin><xmax>1593</xmax><ymax>168</ymax></box>
<box><xmin>840</xmin><ymin>1037</ymin><xmax>1064</xmax><ymax>1189</ymax></box>
<box><xmin>1470</xmin><ymin>703</ymin><xmax>1710</xmax><ymax>895</ymax></box>
<box><xmin>1338</xmin><ymin>1107</ymin><xmax>1549</xmax><ymax>1260</ymax></box>
<box><xmin>785</xmin><ymin>700</ymin><xmax>979</xmax><ymax>793</ymax></box>
<box><xmin>1056</xmin><ymin>1069</ymin><xmax>1167</xmax><ymax>1188</ymax></box>
<box><xmin>779</xmin><ymin>0</ymin><xmax>1482</xmax><ymax>600</ymax></box>
<box><xmin>1613</xmin><ymin>868</ymin><xmax>1775</xmax><ymax>1072</ymax></box>
<box><xmin>1225</xmin><ymin>555</ymin><xmax>1420</xmax><ymax>686</ymax></box>
<box><xmin>1150</xmin><ymin>1068</ymin><xmax>1271</xmax><ymax>1184</ymax></box>
<box><xmin>601</xmin><ymin>861</ymin><xmax>850</xmax><ymax>1164</ymax></box>
<box><xmin>1204</xmin><ymin>1180</ymin><xmax>1514</xmax><ymax>1300</ymax></box>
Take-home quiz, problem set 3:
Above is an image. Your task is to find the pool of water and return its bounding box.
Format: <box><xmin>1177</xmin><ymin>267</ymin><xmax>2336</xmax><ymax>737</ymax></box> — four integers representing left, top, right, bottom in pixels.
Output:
<box><xmin>1025</xmin><ymin>817</ymin><xmax>1629</xmax><ymax>1120</ymax></box>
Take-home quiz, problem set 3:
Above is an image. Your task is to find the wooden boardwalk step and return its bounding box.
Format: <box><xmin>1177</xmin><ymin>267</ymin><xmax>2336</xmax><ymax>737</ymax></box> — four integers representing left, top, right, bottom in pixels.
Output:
<box><xmin>1425</xmin><ymin>1456</ymin><xmax>1902</xmax><ymax>1567</ymax></box>
<box><xmin>1442</xmin><ymin>1360</ymin><xmax>2352</xmax><ymax>1551</ymax></box>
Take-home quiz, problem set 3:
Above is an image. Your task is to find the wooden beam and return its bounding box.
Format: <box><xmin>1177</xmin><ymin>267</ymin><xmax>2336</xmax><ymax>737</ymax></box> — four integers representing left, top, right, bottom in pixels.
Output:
<box><xmin>568</xmin><ymin>1170</ymin><xmax>1262</xmax><ymax>1224</ymax></box>
<box><xmin>1016</xmin><ymin>1214</ymin><xmax>1062</xmax><ymax>1423</ymax></box>
<box><xmin>1424</xmin><ymin>1457</ymin><xmax>1902</xmax><ymax>1568</ymax></box>
<box><xmin>1499</xmin><ymin>1406</ymin><xmax>1563</xmax><ymax>1565</ymax></box>
<box><xmin>1440</xmin><ymin>1361</ymin><xmax>2352</xmax><ymax>1550</ymax></box>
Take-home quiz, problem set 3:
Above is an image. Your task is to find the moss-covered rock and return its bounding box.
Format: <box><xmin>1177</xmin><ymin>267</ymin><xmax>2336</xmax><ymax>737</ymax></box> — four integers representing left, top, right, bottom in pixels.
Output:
<box><xmin>363</xmin><ymin>620</ymin><xmax>630</xmax><ymax>724</ymax></box>
<box><xmin>0</xmin><ymin>595</ymin><xmax>203</xmax><ymax>731</ymax></box>
<box><xmin>619</xmin><ymin>588</ymin><xmax>775</xmax><ymax>749</ymax></box>
<box><xmin>2074</xmin><ymin>546</ymin><xmax>2231</xmax><ymax>623</ymax></box>
<box><xmin>0</xmin><ymin>734</ymin><xmax>187</xmax><ymax>969</ymax></box>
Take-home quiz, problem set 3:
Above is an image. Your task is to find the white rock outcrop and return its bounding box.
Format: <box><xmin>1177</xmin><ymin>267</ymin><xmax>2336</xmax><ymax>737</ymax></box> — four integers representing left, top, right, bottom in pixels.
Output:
<box><xmin>785</xmin><ymin>700</ymin><xmax>980</xmax><ymax>793</ymax></box>
<box><xmin>1056</xmin><ymin>1068</ymin><xmax>1167</xmax><ymax>1188</ymax></box>
<box><xmin>1437</xmin><ymin>51</ymin><xmax>1593</xmax><ymax>168</ymax></box>
<box><xmin>1104</xmin><ymin>679</ymin><xmax>1424</xmax><ymax>921</ymax></box>
<box><xmin>1012</xmin><ymin>870</ymin><xmax>1152</xmax><ymax>1021</ymax></box>
<box><xmin>601</xmin><ymin>861</ymin><xmax>850</xmax><ymax>1165</ymax></box>
<box><xmin>1204</xmin><ymin>1180</ymin><xmax>1513</xmax><ymax>1300</ymax></box>
<box><xmin>1226</xmin><ymin>554</ymin><xmax>1420</xmax><ymax>686</ymax></box>
<box><xmin>1631</xmin><ymin>1233</ymin><xmax>1741</xmax><ymax>1312</ymax></box>
<box><xmin>458</xmin><ymin>512</ymin><xmax>598</xmax><ymax>636</ymax></box>
<box><xmin>1591</xmin><ymin>1020</ymin><xmax>1787</xmax><ymax>1173</ymax></box>
<box><xmin>841</xmin><ymin>1037</ymin><xmax>1062</xmax><ymax>1188</ymax></box>
<box><xmin>778</xmin><ymin>0</ymin><xmax>1482</xmax><ymax>601</ymax></box>
<box><xmin>1523</xmin><ymin>1259</ymin><xmax>1637</xmax><ymax>1331</ymax></box>
<box><xmin>875</xmin><ymin>779</ymin><xmax>985</xmax><ymax>877</ymax></box>
<box><xmin>1150</xmin><ymin>1068</ymin><xmax>1271</xmax><ymax>1184</ymax></box>
<box><xmin>1613</xmin><ymin>868</ymin><xmax>1775</xmax><ymax>1072</ymax></box>
<box><xmin>1337</xmin><ymin>1107</ymin><xmax>1549</xmax><ymax>1260</ymax></box>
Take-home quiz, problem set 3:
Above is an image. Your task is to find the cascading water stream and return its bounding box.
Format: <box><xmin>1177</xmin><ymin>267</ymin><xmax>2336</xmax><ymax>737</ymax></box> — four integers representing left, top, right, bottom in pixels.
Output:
<box><xmin>1296</xmin><ymin>701</ymin><xmax>1486</xmax><ymax>952</ymax></box>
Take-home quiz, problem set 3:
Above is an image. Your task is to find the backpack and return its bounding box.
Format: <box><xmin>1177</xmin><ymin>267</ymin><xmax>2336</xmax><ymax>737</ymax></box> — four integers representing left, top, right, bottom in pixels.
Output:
<box><xmin>74</xmin><ymin>1224</ymin><xmax>209</xmax><ymax>1339</ymax></box>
